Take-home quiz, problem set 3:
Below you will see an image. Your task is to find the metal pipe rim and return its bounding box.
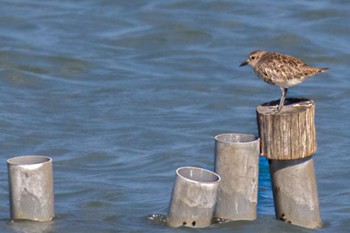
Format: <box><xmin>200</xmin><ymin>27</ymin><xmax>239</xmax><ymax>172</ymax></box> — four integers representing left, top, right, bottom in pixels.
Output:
<box><xmin>7</xmin><ymin>155</ymin><xmax>52</xmax><ymax>166</ymax></box>
<box><xmin>215</xmin><ymin>133</ymin><xmax>259</xmax><ymax>144</ymax></box>
<box><xmin>176</xmin><ymin>166</ymin><xmax>221</xmax><ymax>184</ymax></box>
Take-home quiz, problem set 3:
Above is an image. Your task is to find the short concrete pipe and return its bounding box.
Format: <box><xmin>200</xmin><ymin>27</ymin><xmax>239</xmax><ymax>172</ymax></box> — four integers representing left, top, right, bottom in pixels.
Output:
<box><xmin>269</xmin><ymin>157</ymin><xmax>322</xmax><ymax>228</ymax></box>
<box><xmin>214</xmin><ymin>133</ymin><xmax>260</xmax><ymax>221</ymax></box>
<box><xmin>167</xmin><ymin>167</ymin><xmax>221</xmax><ymax>228</ymax></box>
<box><xmin>7</xmin><ymin>155</ymin><xmax>54</xmax><ymax>221</ymax></box>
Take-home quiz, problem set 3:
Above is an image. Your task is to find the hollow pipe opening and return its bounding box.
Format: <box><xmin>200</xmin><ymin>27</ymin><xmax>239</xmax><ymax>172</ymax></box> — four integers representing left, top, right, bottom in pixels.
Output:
<box><xmin>176</xmin><ymin>167</ymin><xmax>220</xmax><ymax>184</ymax></box>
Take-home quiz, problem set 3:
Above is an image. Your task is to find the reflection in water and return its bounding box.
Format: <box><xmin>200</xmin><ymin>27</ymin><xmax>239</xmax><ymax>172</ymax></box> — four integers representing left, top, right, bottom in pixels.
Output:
<box><xmin>147</xmin><ymin>214</ymin><xmax>230</xmax><ymax>226</ymax></box>
<box><xmin>147</xmin><ymin>214</ymin><xmax>167</xmax><ymax>226</ymax></box>
<box><xmin>8</xmin><ymin>220</ymin><xmax>54</xmax><ymax>233</ymax></box>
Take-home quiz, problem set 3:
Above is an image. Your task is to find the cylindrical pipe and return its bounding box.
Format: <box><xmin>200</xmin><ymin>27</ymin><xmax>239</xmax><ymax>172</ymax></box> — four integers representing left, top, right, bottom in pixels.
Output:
<box><xmin>214</xmin><ymin>133</ymin><xmax>260</xmax><ymax>221</ymax></box>
<box><xmin>269</xmin><ymin>157</ymin><xmax>322</xmax><ymax>228</ymax></box>
<box><xmin>167</xmin><ymin>167</ymin><xmax>221</xmax><ymax>228</ymax></box>
<box><xmin>7</xmin><ymin>155</ymin><xmax>54</xmax><ymax>221</ymax></box>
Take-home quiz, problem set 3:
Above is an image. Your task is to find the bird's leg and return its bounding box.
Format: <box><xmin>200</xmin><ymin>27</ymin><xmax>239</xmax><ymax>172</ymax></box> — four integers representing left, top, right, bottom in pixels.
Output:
<box><xmin>278</xmin><ymin>87</ymin><xmax>288</xmax><ymax>111</ymax></box>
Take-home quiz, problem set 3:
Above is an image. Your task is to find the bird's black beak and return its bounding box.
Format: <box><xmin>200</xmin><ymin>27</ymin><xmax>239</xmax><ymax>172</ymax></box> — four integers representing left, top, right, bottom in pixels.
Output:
<box><xmin>239</xmin><ymin>60</ymin><xmax>248</xmax><ymax>67</ymax></box>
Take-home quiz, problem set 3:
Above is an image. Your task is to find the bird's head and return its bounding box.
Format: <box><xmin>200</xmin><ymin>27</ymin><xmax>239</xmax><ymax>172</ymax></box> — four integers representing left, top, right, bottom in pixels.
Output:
<box><xmin>239</xmin><ymin>50</ymin><xmax>266</xmax><ymax>67</ymax></box>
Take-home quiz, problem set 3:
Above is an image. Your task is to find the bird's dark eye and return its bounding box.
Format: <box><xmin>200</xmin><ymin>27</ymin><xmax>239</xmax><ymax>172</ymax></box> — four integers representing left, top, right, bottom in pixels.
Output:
<box><xmin>250</xmin><ymin>56</ymin><xmax>256</xmax><ymax>60</ymax></box>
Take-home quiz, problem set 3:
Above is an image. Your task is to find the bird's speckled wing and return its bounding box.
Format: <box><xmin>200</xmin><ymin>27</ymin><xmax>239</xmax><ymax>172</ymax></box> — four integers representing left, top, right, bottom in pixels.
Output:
<box><xmin>254</xmin><ymin>52</ymin><xmax>324</xmax><ymax>87</ymax></box>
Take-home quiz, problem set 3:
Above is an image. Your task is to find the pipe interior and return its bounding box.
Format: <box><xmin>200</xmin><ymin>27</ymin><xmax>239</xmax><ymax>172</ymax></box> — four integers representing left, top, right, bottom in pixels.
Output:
<box><xmin>216</xmin><ymin>133</ymin><xmax>257</xmax><ymax>143</ymax></box>
<box><xmin>177</xmin><ymin>167</ymin><xmax>220</xmax><ymax>183</ymax></box>
<box><xmin>7</xmin><ymin>156</ymin><xmax>51</xmax><ymax>165</ymax></box>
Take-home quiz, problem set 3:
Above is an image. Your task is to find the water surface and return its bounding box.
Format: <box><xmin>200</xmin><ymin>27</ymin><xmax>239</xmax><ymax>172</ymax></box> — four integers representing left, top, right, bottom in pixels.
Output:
<box><xmin>0</xmin><ymin>1</ymin><xmax>349</xmax><ymax>232</ymax></box>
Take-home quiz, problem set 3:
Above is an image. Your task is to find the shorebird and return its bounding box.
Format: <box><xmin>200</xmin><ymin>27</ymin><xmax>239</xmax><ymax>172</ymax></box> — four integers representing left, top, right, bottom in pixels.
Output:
<box><xmin>239</xmin><ymin>50</ymin><xmax>328</xmax><ymax>111</ymax></box>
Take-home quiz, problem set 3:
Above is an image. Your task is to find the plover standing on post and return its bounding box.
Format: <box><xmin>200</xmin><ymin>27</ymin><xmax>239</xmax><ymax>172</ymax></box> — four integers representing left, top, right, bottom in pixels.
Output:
<box><xmin>239</xmin><ymin>50</ymin><xmax>328</xmax><ymax>111</ymax></box>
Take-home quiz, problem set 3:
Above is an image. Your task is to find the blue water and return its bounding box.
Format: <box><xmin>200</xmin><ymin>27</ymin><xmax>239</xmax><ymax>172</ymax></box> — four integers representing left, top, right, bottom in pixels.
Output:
<box><xmin>0</xmin><ymin>0</ymin><xmax>349</xmax><ymax>232</ymax></box>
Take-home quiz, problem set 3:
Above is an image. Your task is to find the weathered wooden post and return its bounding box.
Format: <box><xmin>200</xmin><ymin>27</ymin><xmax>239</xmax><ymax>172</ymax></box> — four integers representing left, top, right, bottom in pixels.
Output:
<box><xmin>256</xmin><ymin>98</ymin><xmax>322</xmax><ymax>228</ymax></box>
